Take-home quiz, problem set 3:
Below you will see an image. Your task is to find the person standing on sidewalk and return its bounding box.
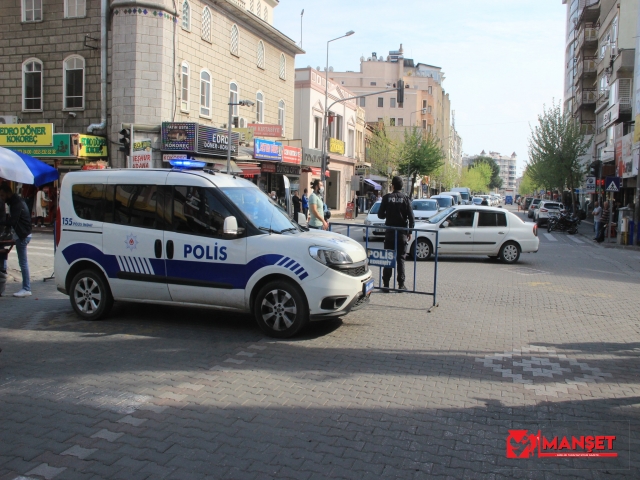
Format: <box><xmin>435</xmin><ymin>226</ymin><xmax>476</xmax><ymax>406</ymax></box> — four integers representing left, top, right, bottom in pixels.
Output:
<box><xmin>595</xmin><ymin>201</ymin><xmax>610</xmax><ymax>243</ymax></box>
<box><xmin>0</xmin><ymin>183</ymin><xmax>33</xmax><ymax>297</ymax></box>
<box><xmin>302</xmin><ymin>189</ymin><xmax>309</xmax><ymax>218</ymax></box>
<box><xmin>591</xmin><ymin>201</ymin><xmax>602</xmax><ymax>239</ymax></box>
<box><xmin>378</xmin><ymin>176</ymin><xmax>415</xmax><ymax>291</ymax></box>
<box><xmin>308</xmin><ymin>180</ymin><xmax>328</xmax><ymax>230</ymax></box>
<box><xmin>292</xmin><ymin>191</ymin><xmax>301</xmax><ymax>223</ymax></box>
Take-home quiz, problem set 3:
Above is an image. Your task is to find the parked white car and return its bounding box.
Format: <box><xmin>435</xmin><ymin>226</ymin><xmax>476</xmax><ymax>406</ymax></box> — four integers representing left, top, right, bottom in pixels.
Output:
<box><xmin>534</xmin><ymin>201</ymin><xmax>564</xmax><ymax>226</ymax></box>
<box><xmin>363</xmin><ymin>201</ymin><xmax>385</xmax><ymax>240</ymax></box>
<box><xmin>411</xmin><ymin>199</ymin><xmax>440</xmax><ymax>222</ymax></box>
<box><xmin>430</xmin><ymin>194</ymin><xmax>455</xmax><ymax>210</ymax></box>
<box><xmin>408</xmin><ymin>206</ymin><xmax>539</xmax><ymax>264</ymax></box>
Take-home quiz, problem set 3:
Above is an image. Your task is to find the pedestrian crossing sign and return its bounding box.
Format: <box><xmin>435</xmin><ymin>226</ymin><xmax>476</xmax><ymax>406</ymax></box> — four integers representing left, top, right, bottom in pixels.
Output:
<box><xmin>605</xmin><ymin>176</ymin><xmax>620</xmax><ymax>192</ymax></box>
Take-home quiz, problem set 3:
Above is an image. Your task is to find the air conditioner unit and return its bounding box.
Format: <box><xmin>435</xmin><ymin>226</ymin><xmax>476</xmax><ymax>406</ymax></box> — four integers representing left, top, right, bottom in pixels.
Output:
<box><xmin>239</xmin><ymin>117</ymin><xmax>247</xmax><ymax>128</ymax></box>
<box><xmin>0</xmin><ymin>116</ymin><xmax>18</xmax><ymax>124</ymax></box>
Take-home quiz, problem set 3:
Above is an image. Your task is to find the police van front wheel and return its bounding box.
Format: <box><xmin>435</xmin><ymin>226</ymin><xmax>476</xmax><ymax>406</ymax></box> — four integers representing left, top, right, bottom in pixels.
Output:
<box><xmin>254</xmin><ymin>281</ymin><xmax>309</xmax><ymax>338</ymax></box>
<box><xmin>70</xmin><ymin>269</ymin><xmax>113</xmax><ymax>321</ymax></box>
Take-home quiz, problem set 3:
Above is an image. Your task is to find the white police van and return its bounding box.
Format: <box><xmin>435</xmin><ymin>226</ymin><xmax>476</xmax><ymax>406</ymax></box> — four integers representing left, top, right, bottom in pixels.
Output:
<box><xmin>54</xmin><ymin>166</ymin><xmax>373</xmax><ymax>337</ymax></box>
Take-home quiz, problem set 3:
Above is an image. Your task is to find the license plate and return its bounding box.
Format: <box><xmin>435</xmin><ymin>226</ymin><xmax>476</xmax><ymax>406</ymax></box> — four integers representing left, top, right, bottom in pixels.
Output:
<box><xmin>373</xmin><ymin>229</ymin><xmax>385</xmax><ymax>234</ymax></box>
<box><xmin>364</xmin><ymin>279</ymin><xmax>374</xmax><ymax>295</ymax></box>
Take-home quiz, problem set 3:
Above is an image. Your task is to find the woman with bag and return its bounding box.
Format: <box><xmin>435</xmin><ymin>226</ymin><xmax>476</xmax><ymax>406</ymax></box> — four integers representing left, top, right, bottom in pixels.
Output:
<box><xmin>35</xmin><ymin>186</ymin><xmax>50</xmax><ymax>227</ymax></box>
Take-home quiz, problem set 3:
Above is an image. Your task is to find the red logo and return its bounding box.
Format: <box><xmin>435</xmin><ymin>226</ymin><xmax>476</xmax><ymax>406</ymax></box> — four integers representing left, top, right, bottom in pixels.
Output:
<box><xmin>506</xmin><ymin>430</ymin><xmax>538</xmax><ymax>458</ymax></box>
<box><xmin>506</xmin><ymin>430</ymin><xmax>618</xmax><ymax>458</ymax></box>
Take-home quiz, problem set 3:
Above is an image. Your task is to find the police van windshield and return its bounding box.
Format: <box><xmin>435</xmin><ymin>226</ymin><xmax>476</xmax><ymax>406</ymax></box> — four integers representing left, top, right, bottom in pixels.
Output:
<box><xmin>221</xmin><ymin>186</ymin><xmax>299</xmax><ymax>234</ymax></box>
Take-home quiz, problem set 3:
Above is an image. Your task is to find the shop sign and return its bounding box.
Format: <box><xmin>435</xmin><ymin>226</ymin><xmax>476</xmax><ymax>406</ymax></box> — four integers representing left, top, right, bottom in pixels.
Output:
<box><xmin>633</xmin><ymin>146</ymin><xmax>640</xmax><ymax>177</ymax></box>
<box><xmin>59</xmin><ymin>159</ymin><xmax>81</xmax><ymax>166</ymax></box>
<box><xmin>162</xmin><ymin>122</ymin><xmax>197</xmax><ymax>151</ymax></box>
<box><xmin>132</xmin><ymin>138</ymin><xmax>152</xmax><ymax>168</ymax></box>
<box><xmin>282</xmin><ymin>145</ymin><xmax>302</xmax><ymax>165</ymax></box>
<box><xmin>261</xmin><ymin>162</ymin><xmax>277</xmax><ymax>173</ymax></box>
<box><xmin>254</xmin><ymin>138</ymin><xmax>282</xmax><ymax>161</ymax></box>
<box><xmin>197</xmin><ymin>125</ymin><xmax>239</xmax><ymax>156</ymax></box>
<box><xmin>248</xmin><ymin>124</ymin><xmax>283</xmax><ymax>137</ymax></box>
<box><xmin>302</xmin><ymin>148</ymin><xmax>323</xmax><ymax>167</ymax></box>
<box><xmin>603</xmin><ymin>104</ymin><xmax>619</xmax><ymax>129</ymax></box>
<box><xmin>585</xmin><ymin>176</ymin><xmax>596</xmax><ymax>193</ymax></box>
<box><xmin>75</xmin><ymin>134</ymin><xmax>108</xmax><ymax>157</ymax></box>
<box><xmin>233</xmin><ymin>128</ymin><xmax>254</xmax><ymax>146</ymax></box>
<box><xmin>276</xmin><ymin>163</ymin><xmax>301</xmax><ymax>175</ymax></box>
<box><xmin>0</xmin><ymin>123</ymin><xmax>53</xmax><ymax>146</ymax></box>
<box><xmin>82</xmin><ymin>161</ymin><xmax>107</xmax><ymax>170</ymax></box>
<box><xmin>621</xmin><ymin>134</ymin><xmax>634</xmax><ymax>178</ymax></box>
<box><xmin>329</xmin><ymin>137</ymin><xmax>345</xmax><ymax>155</ymax></box>
<box><xmin>10</xmin><ymin>133</ymin><xmax>71</xmax><ymax>157</ymax></box>
<box><xmin>163</xmin><ymin>153</ymin><xmax>188</xmax><ymax>163</ymax></box>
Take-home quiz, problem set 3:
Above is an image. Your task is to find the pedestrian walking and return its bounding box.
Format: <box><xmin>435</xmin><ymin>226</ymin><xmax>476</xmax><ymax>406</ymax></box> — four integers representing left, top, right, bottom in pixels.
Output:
<box><xmin>377</xmin><ymin>176</ymin><xmax>415</xmax><ymax>291</ymax></box>
<box><xmin>301</xmin><ymin>189</ymin><xmax>309</xmax><ymax>217</ymax></box>
<box><xmin>0</xmin><ymin>192</ymin><xmax>9</xmax><ymax>296</ymax></box>
<box><xmin>591</xmin><ymin>201</ymin><xmax>602</xmax><ymax>238</ymax></box>
<box><xmin>0</xmin><ymin>183</ymin><xmax>33</xmax><ymax>297</ymax></box>
<box><xmin>35</xmin><ymin>186</ymin><xmax>51</xmax><ymax>227</ymax></box>
<box><xmin>595</xmin><ymin>201</ymin><xmax>610</xmax><ymax>243</ymax></box>
<box><xmin>308</xmin><ymin>180</ymin><xmax>328</xmax><ymax>230</ymax></box>
<box><xmin>292</xmin><ymin>190</ymin><xmax>301</xmax><ymax>223</ymax></box>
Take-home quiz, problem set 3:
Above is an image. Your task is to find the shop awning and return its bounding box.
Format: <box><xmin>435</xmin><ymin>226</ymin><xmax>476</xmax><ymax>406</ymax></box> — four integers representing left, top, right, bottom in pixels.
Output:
<box><xmin>364</xmin><ymin>178</ymin><xmax>382</xmax><ymax>190</ymax></box>
<box><xmin>307</xmin><ymin>167</ymin><xmax>330</xmax><ymax>177</ymax></box>
<box><xmin>237</xmin><ymin>163</ymin><xmax>261</xmax><ymax>177</ymax></box>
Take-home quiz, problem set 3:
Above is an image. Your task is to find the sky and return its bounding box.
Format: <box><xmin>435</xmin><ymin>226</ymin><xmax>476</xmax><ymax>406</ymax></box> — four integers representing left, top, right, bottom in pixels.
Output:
<box><xmin>274</xmin><ymin>0</ymin><xmax>567</xmax><ymax>176</ymax></box>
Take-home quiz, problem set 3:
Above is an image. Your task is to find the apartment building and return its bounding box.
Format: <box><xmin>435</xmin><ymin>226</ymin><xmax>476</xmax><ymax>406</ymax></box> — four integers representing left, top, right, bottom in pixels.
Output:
<box><xmin>328</xmin><ymin>45</ymin><xmax>454</xmax><ymax>168</ymax></box>
<box><xmin>564</xmin><ymin>0</ymin><xmax>638</xmax><ymax>208</ymax></box>
<box><xmin>0</xmin><ymin>0</ymin><xmax>303</xmax><ymax>170</ymax></box>
<box><xmin>462</xmin><ymin>150</ymin><xmax>517</xmax><ymax>193</ymax></box>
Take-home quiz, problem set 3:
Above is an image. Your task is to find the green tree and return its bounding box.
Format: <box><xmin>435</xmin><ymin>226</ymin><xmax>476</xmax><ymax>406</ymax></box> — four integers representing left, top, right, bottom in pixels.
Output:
<box><xmin>434</xmin><ymin>162</ymin><xmax>461</xmax><ymax>192</ymax></box>
<box><xmin>518</xmin><ymin>168</ymin><xmax>539</xmax><ymax>196</ymax></box>
<box><xmin>366</xmin><ymin>121</ymin><xmax>397</xmax><ymax>181</ymax></box>
<box><xmin>397</xmin><ymin>128</ymin><xmax>446</xmax><ymax>198</ymax></box>
<box><xmin>528</xmin><ymin>101</ymin><xmax>592</xmax><ymax>213</ymax></box>
<box><xmin>461</xmin><ymin>163</ymin><xmax>491</xmax><ymax>193</ymax></box>
<box><xmin>469</xmin><ymin>156</ymin><xmax>503</xmax><ymax>190</ymax></box>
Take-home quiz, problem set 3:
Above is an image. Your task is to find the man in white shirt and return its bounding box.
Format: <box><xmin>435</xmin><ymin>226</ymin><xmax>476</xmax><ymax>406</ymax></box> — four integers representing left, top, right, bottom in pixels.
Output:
<box><xmin>592</xmin><ymin>201</ymin><xmax>602</xmax><ymax>240</ymax></box>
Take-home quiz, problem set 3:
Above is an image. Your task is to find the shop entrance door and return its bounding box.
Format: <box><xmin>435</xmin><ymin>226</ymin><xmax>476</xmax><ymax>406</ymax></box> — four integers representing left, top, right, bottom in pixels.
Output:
<box><xmin>326</xmin><ymin>170</ymin><xmax>340</xmax><ymax>209</ymax></box>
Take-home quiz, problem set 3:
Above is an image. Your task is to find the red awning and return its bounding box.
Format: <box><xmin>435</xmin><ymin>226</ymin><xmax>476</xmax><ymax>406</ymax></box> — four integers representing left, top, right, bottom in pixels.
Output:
<box><xmin>237</xmin><ymin>163</ymin><xmax>262</xmax><ymax>177</ymax></box>
<box><xmin>307</xmin><ymin>167</ymin><xmax>330</xmax><ymax>177</ymax></box>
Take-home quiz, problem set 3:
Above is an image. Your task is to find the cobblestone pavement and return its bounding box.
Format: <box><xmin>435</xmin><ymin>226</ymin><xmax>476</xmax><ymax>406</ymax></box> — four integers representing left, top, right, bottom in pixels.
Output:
<box><xmin>2</xmin><ymin>212</ymin><xmax>640</xmax><ymax>479</ymax></box>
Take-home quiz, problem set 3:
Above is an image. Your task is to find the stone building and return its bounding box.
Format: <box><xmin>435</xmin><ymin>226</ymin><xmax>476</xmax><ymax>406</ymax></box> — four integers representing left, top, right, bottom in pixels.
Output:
<box><xmin>0</xmin><ymin>0</ymin><xmax>303</xmax><ymax>169</ymax></box>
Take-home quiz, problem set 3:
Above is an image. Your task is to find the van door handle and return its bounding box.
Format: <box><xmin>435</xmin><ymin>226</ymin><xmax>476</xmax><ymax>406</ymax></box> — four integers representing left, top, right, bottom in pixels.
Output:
<box><xmin>166</xmin><ymin>240</ymin><xmax>174</xmax><ymax>260</ymax></box>
<box><xmin>154</xmin><ymin>239</ymin><xmax>162</xmax><ymax>258</ymax></box>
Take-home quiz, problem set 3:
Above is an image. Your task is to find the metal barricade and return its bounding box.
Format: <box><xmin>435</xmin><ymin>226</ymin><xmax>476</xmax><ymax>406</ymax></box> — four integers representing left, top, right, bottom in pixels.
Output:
<box><xmin>328</xmin><ymin>222</ymin><xmax>439</xmax><ymax>311</ymax></box>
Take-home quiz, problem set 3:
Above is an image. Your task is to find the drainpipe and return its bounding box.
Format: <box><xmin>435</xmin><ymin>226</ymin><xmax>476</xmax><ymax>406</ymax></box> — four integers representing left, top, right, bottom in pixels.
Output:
<box><xmin>87</xmin><ymin>0</ymin><xmax>108</xmax><ymax>133</ymax></box>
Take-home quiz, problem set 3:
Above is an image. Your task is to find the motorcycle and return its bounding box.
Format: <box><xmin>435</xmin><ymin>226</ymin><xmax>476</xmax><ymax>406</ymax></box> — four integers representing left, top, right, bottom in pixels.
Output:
<box><xmin>547</xmin><ymin>210</ymin><xmax>580</xmax><ymax>234</ymax></box>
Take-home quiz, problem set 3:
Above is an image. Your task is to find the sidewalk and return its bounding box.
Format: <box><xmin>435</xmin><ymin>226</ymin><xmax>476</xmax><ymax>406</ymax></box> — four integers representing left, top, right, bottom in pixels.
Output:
<box><xmin>576</xmin><ymin>218</ymin><xmax>640</xmax><ymax>251</ymax></box>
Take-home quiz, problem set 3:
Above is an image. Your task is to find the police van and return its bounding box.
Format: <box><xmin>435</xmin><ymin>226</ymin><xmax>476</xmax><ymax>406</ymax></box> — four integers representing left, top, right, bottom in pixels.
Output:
<box><xmin>54</xmin><ymin>166</ymin><xmax>373</xmax><ymax>338</ymax></box>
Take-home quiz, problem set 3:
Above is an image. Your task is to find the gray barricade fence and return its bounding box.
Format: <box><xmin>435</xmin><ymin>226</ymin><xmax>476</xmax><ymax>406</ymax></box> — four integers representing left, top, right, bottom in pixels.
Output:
<box><xmin>328</xmin><ymin>222</ymin><xmax>439</xmax><ymax>311</ymax></box>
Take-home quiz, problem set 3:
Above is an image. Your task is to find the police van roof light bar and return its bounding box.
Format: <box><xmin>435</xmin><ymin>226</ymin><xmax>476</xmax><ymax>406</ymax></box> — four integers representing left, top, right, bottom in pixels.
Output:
<box><xmin>169</xmin><ymin>160</ymin><xmax>207</xmax><ymax>169</ymax></box>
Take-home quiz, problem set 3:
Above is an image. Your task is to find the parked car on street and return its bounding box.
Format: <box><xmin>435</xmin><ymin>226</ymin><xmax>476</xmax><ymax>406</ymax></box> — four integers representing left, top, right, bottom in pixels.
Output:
<box><xmin>534</xmin><ymin>201</ymin><xmax>564</xmax><ymax>226</ymax></box>
<box><xmin>408</xmin><ymin>206</ymin><xmax>539</xmax><ymax>264</ymax></box>
<box><xmin>411</xmin><ymin>199</ymin><xmax>439</xmax><ymax>222</ymax></box>
<box><xmin>430</xmin><ymin>194</ymin><xmax>455</xmax><ymax>210</ymax></box>
<box><xmin>505</xmin><ymin>195</ymin><xmax>513</xmax><ymax>205</ymax></box>
<box><xmin>523</xmin><ymin>197</ymin><xmax>533</xmax><ymax>211</ymax></box>
<box><xmin>527</xmin><ymin>198</ymin><xmax>542</xmax><ymax>218</ymax></box>
<box><xmin>450</xmin><ymin>187</ymin><xmax>472</xmax><ymax>205</ymax></box>
<box><xmin>471</xmin><ymin>197</ymin><xmax>484</xmax><ymax>205</ymax></box>
<box><xmin>363</xmin><ymin>200</ymin><xmax>384</xmax><ymax>240</ymax></box>
<box><xmin>440</xmin><ymin>191</ymin><xmax>463</xmax><ymax>206</ymax></box>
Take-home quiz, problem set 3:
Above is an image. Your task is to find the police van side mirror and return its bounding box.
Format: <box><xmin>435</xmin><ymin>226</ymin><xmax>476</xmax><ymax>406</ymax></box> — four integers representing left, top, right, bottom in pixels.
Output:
<box><xmin>223</xmin><ymin>216</ymin><xmax>243</xmax><ymax>238</ymax></box>
<box><xmin>297</xmin><ymin>212</ymin><xmax>308</xmax><ymax>227</ymax></box>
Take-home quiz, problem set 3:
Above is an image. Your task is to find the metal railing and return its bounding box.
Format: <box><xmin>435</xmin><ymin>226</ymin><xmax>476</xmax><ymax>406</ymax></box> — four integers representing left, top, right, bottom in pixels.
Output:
<box><xmin>228</xmin><ymin>0</ymin><xmax>246</xmax><ymax>9</ymax></box>
<box><xmin>328</xmin><ymin>222</ymin><xmax>439</xmax><ymax>309</ymax></box>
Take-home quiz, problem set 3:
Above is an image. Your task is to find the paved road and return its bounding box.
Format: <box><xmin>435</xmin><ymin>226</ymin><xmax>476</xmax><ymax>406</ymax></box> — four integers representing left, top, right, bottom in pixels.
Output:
<box><xmin>1</xmin><ymin>210</ymin><xmax>640</xmax><ymax>479</ymax></box>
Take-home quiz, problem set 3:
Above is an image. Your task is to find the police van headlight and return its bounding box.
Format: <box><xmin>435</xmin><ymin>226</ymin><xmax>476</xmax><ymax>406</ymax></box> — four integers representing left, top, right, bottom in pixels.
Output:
<box><xmin>309</xmin><ymin>246</ymin><xmax>353</xmax><ymax>266</ymax></box>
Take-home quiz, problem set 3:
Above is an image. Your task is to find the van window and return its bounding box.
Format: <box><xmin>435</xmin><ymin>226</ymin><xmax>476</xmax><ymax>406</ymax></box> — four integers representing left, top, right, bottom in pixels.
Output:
<box><xmin>446</xmin><ymin>210</ymin><xmax>475</xmax><ymax>227</ymax></box>
<box><xmin>477</xmin><ymin>212</ymin><xmax>507</xmax><ymax>227</ymax></box>
<box><xmin>72</xmin><ymin>184</ymin><xmax>106</xmax><ymax>221</ymax></box>
<box><xmin>172</xmin><ymin>186</ymin><xmax>232</xmax><ymax>237</ymax></box>
<box><xmin>113</xmin><ymin>185</ymin><xmax>161</xmax><ymax>229</ymax></box>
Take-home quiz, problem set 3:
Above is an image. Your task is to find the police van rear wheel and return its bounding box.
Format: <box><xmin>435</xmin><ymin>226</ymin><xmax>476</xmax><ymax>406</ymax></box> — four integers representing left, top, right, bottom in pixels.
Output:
<box><xmin>254</xmin><ymin>281</ymin><xmax>309</xmax><ymax>338</ymax></box>
<box><xmin>70</xmin><ymin>269</ymin><xmax>113</xmax><ymax>321</ymax></box>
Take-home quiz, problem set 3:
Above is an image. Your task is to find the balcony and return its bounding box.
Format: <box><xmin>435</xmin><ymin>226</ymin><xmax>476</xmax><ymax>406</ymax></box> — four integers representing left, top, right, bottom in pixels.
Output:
<box><xmin>580</xmin><ymin>120</ymin><xmax>595</xmax><ymax>135</ymax></box>
<box><xmin>577</xmin><ymin>0</ymin><xmax>600</xmax><ymax>25</ymax></box>
<box><xmin>574</xmin><ymin>88</ymin><xmax>597</xmax><ymax>113</ymax></box>
<box><xmin>612</xmin><ymin>49</ymin><xmax>635</xmax><ymax>75</ymax></box>
<box><xmin>575</xmin><ymin>26</ymin><xmax>598</xmax><ymax>52</ymax></box>
<box><xmin>574</xmin><ymin>57</ymin><xmax>597</xmax><ymax>84</ymax></box>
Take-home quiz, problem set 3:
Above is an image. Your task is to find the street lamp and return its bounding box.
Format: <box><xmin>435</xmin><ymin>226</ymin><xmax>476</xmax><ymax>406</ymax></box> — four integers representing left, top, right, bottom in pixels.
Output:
<box><xmin>410</xmin><ymin>108</ymin><xmax>427</xmax><ymax>127</ymax></box>
<box><xmin>321</xmin><ymin>30</ymin><xmax>355</xmax><ymax>187</ymax></box>
<box><xmin>226</xmin><ymin>98</ymin><xmax>255</xmax><ymax>175</ymax></box>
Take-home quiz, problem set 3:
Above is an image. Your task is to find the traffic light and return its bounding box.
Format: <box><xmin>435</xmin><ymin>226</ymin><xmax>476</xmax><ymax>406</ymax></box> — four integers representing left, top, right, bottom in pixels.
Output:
<box><xmin>397</xmin><ymin>79</ymin><xmax>405</xmax><ymax>106</ymax></box>
<box><xmin>118</xmin><ymin>127</ymin><xmax>131</xmax><ymax>153</ymax></box>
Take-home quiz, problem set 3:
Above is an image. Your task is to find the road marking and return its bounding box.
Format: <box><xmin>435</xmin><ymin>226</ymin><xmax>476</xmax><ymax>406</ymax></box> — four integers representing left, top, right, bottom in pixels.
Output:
<box><xmin>568</xmin><ymin>236</ymin><xmax>584</xmax><ymax>244</ymax></box>
<box><xmin>542</xmin><ymin>233</ymin><xmax>557</xmax><ymax>242</ymax></box>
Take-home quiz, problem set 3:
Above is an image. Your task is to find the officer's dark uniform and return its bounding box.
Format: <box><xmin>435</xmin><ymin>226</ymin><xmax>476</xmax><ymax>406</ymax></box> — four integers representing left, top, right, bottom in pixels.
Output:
<box><xmin>377</xmin><ymin>189</ymin><xmax>415</xmax><ymax>288</ymax></box>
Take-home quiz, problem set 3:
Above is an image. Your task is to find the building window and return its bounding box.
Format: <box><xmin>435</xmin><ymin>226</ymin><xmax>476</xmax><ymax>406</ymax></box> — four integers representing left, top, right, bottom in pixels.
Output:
<box><xmin>182</xmin><ymin>1</ymin><xmax>190</xmax><ymax>31</ymax></box>
<box><xmin>359</xmin><ymin>97</ymin><xmax>366</xmax><ymax>107</ymax></box>
<box><xmin>200</xmin><ymin>70</ymin><xmax>211</xmax><ymax>117</ymax></box>
<box><xmin>428</xmin><ymin>86</ymin><xmax>433</xmax><ymax>94</ymax></box>
<box><xmin>257</xmin><ymin>41</ymin><xmax>265</xmax><ymax>69</ymax></box>
<box><xmin>370</xmin><ymin>81</ymin><xmax>376</xmax><ymax>86</ymax></box>
<box><xmin>348</xmin><ymin>129</ymin><xmax>354</xmax><ymax>158</ymax></box>
<box><xmin>257</xmin><ymin>2</ymin><xmax>261</xmax><ymax>18</ymax></box>
<box><xmin>427</xmin><ymin>125</ymin><xmax>432</xmax><ymax>133</ymax></box>
<box><xmin>390</xmin><ymin>118</ymin><xmax>396</xmax><ymax>126</ymax></box>
<box><xmin>230</xmin><ymin>82</ymin><xmax>239</xmax><ymax>123</ymax></box>
<box><xmin>278</xmin><ymin>100</ymin><xmax>285</xmax><ymax>136</ymax></box>
<box><xmin>180</xmin><ymin>62</ymin><xmax>190</xmax><ymax>112</ymax></box>
<box><xmin>377</xmin><ymin>97</ymin><xmax>383</xmax><ymax>108</ymax></box>
<box><xmin>230</xmin><ymin>24</ymin><xmax>239</xmax><ymax>56</ymax></box>
<box><xmin>313</xmin><ymin>117</ymin><xmax>321</xmax><ymax>149</ymax></box>
<box><xmin>279</xmin><ymin>54</ymin><xmax>286</xmax><ymax>80</ymax></box>
<box><xmin>397</xmin><ymin>118</ymin><xmax>404</xmax><ymax>126</ymax></box>
<box><xmin>377</xmin><ymin>118</ymin><xmax>383</xmax><ymax>123</ymax></box>
<box><xmin>263</xmin><ymin>8</ymin><xmax>268</xmax><ymax>22</ymax></box>
<box><xmin>64</xmin><ymin>55</ymin><xmax>85</xmax><ymax>110</ymax></box>
<box><xmin>422</xmin><ymin>99</ymin><xmax>427</xmax><ymax>109</ymax></box>
<box><xmin>249</xmin><ymin>0</ymin><xmax>254</xmax><ymax>13</ymax></box>
<box><xmin>201</xmin><ymin>7</ymin><xmax>211</xmax><ymax>42</ymax></box>
<box><xmin>390</xmin><ymin>98</ymin><xmax>396</xmax><ymax>108</ymax></box>
<box><xmin>22</xmin><ymin>0</ymin><xmax>42</xmax><ymax>22</ymax></box>
<box><xmin>256</xmin><ymin>91</ymin><xmax>264</xmax><ymax>123</ymax></box>
<box><xmin>65</xmin><ymin>0</ymin><xmax>86</xmax><ymax>18</ymax></box>
<box><xmin>422</xmin><ymin>120</ymin><xmax>427</xmax><ymax>129</ymax></box>
<box><xmin>22</xmin><ymin>58</ymin><xmax>42</xmax><ymax>111</ymax></box>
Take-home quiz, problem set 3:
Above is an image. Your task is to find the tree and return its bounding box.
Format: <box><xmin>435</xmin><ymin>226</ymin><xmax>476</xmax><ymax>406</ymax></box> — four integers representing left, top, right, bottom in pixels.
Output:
<box><xmin>469</xmin><ymin>156</ymin><xmax>503</xmax><ymax>190</ymax></box>
<box><xmin>461</xmin><ymin>163</ymin><xmax>492</xmax><ymax>193</ymax></box>
<box><xmin>518</xmin><ymin>168</ymin><xmax>539</xmax><ymax>196</ymax></box>
<box><xmin>433</xmin><ymin>162</ymin><xmax>461</xmax><ymax>192</ymax></box>
<box><xmin>397</xmin><ymin>127</ymin><xmax>445</xmax><ymax>199</ymax></box>
<box><xmin>366</xmin><ymin>122</ymin><xmax>397</xmax><ymax>182</ymax></box>
<box><xmin>528</xmin><ymin>101</ymin><xmax>592</xmax><ymax>213</ymax></box>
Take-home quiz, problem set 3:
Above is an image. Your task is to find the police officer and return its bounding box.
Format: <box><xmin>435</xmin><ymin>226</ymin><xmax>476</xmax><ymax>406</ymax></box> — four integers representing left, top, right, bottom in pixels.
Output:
<box><xmin>377</xmin><ymin>176</ymin><xmax>415</xmax><ymax>291</ymax></box>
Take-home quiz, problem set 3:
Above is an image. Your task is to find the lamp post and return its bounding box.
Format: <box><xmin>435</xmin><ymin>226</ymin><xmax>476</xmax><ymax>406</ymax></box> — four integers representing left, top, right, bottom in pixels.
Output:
<box><xmin>226</xmin><ymin>98</ymin><xmax>255</xmax><ymax>175</ymax></box>
<box><xmin>321</xmin><ymin>30</ymin><xmax>355</xmax><ymax>187</ymax></box>
<box><xmin>409</xmin><ymin>108</ymin><xmax>427</xmax><ymax>127</ymax></box>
